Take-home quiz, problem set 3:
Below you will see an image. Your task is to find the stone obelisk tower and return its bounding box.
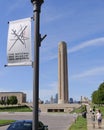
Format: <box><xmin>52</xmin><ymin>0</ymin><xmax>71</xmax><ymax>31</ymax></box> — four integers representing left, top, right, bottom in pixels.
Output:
<box><xmin>58</xmin><ymin>41</ymin><xmax>69</xmax><ymax>104</ymax></box>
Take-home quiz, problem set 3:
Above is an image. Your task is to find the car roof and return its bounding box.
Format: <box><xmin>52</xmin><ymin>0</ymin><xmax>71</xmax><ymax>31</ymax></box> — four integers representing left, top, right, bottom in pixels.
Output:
<box><xmin>15</xmin><ymin>120</ymin><xmax>32</xmax><ymax>123</ymax></box>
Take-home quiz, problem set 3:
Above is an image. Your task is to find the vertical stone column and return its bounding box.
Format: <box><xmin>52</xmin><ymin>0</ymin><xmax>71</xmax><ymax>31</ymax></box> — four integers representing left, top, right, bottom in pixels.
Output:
<box><xmin>58</xmin><ymin>41</ymin><xmax>69</xmax><ymax>104</ymax></box>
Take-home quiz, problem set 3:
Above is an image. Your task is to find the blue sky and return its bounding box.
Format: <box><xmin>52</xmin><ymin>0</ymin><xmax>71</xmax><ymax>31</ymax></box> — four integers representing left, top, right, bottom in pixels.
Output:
<box><xmin>0</xmin><ymin>0</ymin><xmax>104</xmax><ymax>102</ymax></box>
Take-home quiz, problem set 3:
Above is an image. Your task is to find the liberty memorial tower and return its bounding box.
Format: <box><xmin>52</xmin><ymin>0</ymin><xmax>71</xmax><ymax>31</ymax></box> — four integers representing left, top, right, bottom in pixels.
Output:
<box><xmin>58</xmin><ymin>41</ymin><xmax>69</xmax><ymax>104</ymax></box>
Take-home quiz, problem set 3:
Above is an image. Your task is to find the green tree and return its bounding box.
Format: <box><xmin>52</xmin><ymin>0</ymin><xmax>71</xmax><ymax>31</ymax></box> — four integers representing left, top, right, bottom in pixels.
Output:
<box><xmin>0</xmin><ymin>100</ymin><xmax>6</xmax><ymax>105</ymax></box>
<box><xmin>6</xmin><ymin>98</ymin><xmax>10</xmax><ymax>105</ymax></box>
<box><xmin>92</xmin><ymin>90</ymin><xmax>99</xmax><ymax>104</ymax></box>
<box><xmin>92</xmin><ymin>82</ymin><xmax>104</xmax><ymax>104</ymax></box>
<box><xmin>9</xmin><ymin>96</ymin><xmax>18</xmax><ymax>105</ymax></box>
<box><xmin>98</xmin><ymin>82</ymin><xmax>104</xmax><ymax>104</ymax></box>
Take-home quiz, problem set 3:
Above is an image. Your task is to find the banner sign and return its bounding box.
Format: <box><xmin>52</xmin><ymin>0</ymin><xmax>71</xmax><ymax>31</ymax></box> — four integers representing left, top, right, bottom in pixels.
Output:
<box><xmin>7</xmin><ymin>18</ymin><xmax>32</xmax><ymax>66</ymax></box>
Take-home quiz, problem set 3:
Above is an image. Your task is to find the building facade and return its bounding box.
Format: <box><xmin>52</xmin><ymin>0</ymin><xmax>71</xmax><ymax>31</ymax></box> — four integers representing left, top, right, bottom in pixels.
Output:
<box><xmin>58</xmin><ymin>41</ymin><xmax>69</xmax><ymax>104</ymax></box>
<box><xmin>0</xmin><ymin>92</ymin><xmax>26</xmax><ymax>104</ymax></box>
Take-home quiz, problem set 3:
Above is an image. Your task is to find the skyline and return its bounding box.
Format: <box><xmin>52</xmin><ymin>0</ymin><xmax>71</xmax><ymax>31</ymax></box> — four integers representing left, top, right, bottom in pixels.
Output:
<box><xmin>0</xmin><ymin>0</ymin><xmax>104</xmax><ymax>102</ymax></box>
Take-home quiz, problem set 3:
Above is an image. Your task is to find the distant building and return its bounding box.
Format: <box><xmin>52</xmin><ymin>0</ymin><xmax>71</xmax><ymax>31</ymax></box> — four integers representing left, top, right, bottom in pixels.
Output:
<box><xmin>80</xmin><ymin>96</ymin><xmax>89</xmax><ymax>104</ymax></box>
<box><xmin>69</xmin><ymin>98</ymin><xmax>73</xmax><ymax>103</ymax></box>
<box><xmin>50</xmin><ymin>96</ymin><xmax>54</xmax><ymax>104</ymax></box>
<box><xmin>54</xmin><ymin>93</ymin><xmax>58</xmax><ymax>103</ymax></box>
<box><xmin>0</xmin><ymin>92</ymin><xmax>26</xmax><ymax>104</ymax></box>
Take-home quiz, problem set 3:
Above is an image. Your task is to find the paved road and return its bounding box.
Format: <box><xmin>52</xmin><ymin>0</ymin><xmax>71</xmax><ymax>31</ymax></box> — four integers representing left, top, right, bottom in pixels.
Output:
<box><xmin>0</xmin><ymin>112</ymin><xmax>74</xmax><ymax>130</ymax></box>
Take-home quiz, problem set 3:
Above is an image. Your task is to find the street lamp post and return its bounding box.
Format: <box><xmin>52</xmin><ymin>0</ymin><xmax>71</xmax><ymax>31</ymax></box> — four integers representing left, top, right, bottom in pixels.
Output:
<box><xmin>31</xmin><ymin>0</ymin><xmax>44</xmax><ymax>130</ymax></box>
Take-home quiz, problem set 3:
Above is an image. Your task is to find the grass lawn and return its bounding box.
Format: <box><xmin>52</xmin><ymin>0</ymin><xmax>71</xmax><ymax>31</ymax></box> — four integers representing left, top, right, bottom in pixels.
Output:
<box><xmin>69</xmin><ymin>105</ymin><xmax>87</xmax><ymax>130</ymax></box>
<box><xmin>0</xmin><ymin>105</ymin><xmax>31</xmax><ymax>126</ymax></box>
<box><xmin>69</xmin><ymin>116</ymin><xmax>87</xmax><ymax>130</ymax></box>
<box><xmin>70</xmin><ymin>105</ymin><xmax>86</xmax><ymax>114</ymax></box>
<box><xmin>0</xmin><ymin>105</ymin><xmax>32</xmax><ymax>112</ymax></box>
<box><xmin>0</xmin><ymin>120</ymin><xmax>15</xmax><ymax>126</ymax></box>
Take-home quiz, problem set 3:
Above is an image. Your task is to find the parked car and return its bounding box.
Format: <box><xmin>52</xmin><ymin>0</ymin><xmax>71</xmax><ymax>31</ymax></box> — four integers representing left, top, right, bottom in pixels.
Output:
<box><xmin>7</xmin><ymin>120</ymin><xmax>48</xmax><ymax>130</ymax></box>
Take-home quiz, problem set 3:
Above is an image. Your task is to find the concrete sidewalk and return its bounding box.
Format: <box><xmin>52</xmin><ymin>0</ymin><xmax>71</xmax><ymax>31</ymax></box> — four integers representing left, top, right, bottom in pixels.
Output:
<box><xmin>87</xmin><ymin>105</ymin><xmax>104</xmax><ymax>130</ymax></box>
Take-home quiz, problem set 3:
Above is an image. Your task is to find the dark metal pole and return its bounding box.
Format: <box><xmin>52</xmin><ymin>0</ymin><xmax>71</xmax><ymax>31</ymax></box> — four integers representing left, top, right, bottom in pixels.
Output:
<box><xmin>31</xmin><ymin>0</ymin><xmax>44</xmax><ymax>130</ymax></box>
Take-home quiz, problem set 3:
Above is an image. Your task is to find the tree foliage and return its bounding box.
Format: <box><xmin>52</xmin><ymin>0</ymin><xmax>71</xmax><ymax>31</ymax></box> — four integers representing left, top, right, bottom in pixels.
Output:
<box><xmin>92</xmin><ymin>90</ymin><xmax>99</xmax><ymax>104</ymax></box>
<box><xmin>92</xmin><ymin>82</ymin><xmax>104</xmax><ymax>104</ymax></box>
<box><xmin>9</xmin><ymin>96</ymin><xmax>18</xmax><ymax>105</ymax></box>
<box><xmin>0</xmin><ymin>96</ymin><xmax>18</xmax><ymax>105</ymax></box>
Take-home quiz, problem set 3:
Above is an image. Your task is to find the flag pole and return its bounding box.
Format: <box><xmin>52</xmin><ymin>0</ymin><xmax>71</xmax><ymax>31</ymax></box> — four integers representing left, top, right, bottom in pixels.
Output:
<box><xmin>31</xmin><ymin>0</ymin><xmax>44</xmax><ymax>130</ymax></box>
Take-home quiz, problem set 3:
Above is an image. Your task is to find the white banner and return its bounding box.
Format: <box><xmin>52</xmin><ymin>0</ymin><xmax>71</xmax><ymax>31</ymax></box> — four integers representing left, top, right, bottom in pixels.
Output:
<box><xmin>7</xmin><ymin>18</ymin><xmax>32</xmax><ymax>66</ymax></box>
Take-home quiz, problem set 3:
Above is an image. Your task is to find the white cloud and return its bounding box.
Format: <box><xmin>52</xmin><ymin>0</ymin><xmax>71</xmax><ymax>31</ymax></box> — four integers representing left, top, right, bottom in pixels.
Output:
<box><xmin>68</xmin><ymin>37</ymin><xmax>104</xmax><ymax>53</ymax></box>
<box><xmin>6</xmin><ymin>0</ymin><xmax>27</xmax><ymax>16</ymax></box>
<box><xmin>23</xmin><ymin>90</ymin><xmax>33</xmax><ymax>102</ymax></box>
<box><xmin>41</xmin><ymin>37</ymin><xmax>104</xmax><ymax>62</ymax></box>
<box><xmin>25</xmin><ymin>81</ymin><xmax>58</xmax><ymax>102</ymax></box>
<box><xmin>39</xmin><ymin>81</ymin><xmax>58</xmax><ymax>101</ymax></box>
<box><xmin>44</xmin><ymin>14</ymin><xmax>64</xmax><ymax>23</ymax></box>
<box><xmin>41</xmin><ymin>53</ymin><xmax>57</xmax><ymax>62</ymax></box>
<box><xmin>72</xmin><ymin>66</ymin><xmax>104</xmax><ymax>79</ymax></box>
<box><xmin>42</xmin><ymin>10</ymin><xmax>73</xmax><ymax>23</ymax></box>
<box><xmin>49</xmin><ymin>81</ymin><xmax>58</xmax><ymax>88</ymax></box>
